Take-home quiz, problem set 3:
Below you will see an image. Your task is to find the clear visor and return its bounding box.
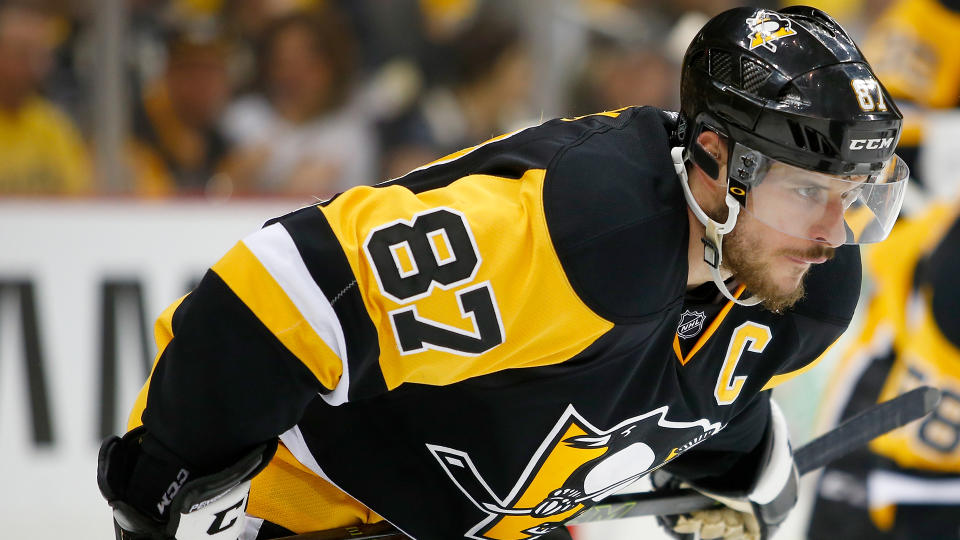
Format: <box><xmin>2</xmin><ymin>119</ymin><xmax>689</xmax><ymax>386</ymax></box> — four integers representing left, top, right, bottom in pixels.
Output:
<box><xmin>728</xmin><ymin>143</ymin><xmax>909</xmax><ymax>245</ymax></box>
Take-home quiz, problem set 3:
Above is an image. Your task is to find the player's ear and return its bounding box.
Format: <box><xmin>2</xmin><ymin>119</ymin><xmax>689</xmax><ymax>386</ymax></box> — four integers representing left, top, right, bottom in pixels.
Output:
<box><xmin>693</xmin><ymin>130</ymin><xmax>727</xmax><ymax>183</ymax></box>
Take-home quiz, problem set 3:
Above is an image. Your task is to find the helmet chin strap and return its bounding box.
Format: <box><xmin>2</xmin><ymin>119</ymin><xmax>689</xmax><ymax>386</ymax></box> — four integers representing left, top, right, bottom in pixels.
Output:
<box><xmin>672</xmin><ymin>147</ymin><xmax>761</xmax><ymax>307</ymax></box>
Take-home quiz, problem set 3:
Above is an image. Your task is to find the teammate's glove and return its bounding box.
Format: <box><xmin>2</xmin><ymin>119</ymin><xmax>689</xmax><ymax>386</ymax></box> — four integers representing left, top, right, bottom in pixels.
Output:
<box><xmin>97</xmin><ymin>426</ymin><xmax>277</xmax><ymax>539</ymax></box>
<box><xmin>652</xmin><ymin>400</ymin><xmax>799</xmax><ymax>540</ymax></box>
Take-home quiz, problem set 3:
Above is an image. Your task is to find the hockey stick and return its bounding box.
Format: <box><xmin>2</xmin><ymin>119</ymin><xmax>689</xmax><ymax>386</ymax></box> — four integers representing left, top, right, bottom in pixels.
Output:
<box><xmin>275</xmin><ymin>385</ymin><xmax>940</xmax><ymax>539</ymax></box>
<box><xmin>569</xmin><ymin>384</ymin><xmax>941</xmax><ymax>523</ymax></box>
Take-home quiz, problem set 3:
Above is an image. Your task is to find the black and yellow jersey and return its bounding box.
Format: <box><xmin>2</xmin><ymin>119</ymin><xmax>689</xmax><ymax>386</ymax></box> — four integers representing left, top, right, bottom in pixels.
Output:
<box><xmin>128</xmin><ymin>106</ymin><xmax>860</xmax><ymax>539</ymax></box>
<box><xmin>825</xmin><ymin>203</ymin><xmax>960</xmax><ymax>472</ymax></box>
<box><xmin>811</xmin><ymin>202</ymin><xmax>960</xmax><ymax>535</ymax></box>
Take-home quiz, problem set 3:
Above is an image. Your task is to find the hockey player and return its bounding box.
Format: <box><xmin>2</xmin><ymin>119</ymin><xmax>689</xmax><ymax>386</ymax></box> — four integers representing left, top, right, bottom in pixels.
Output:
<box><xmin>806</xmin><ymin>200</ymin><xmax>960</xmax><ymax>540</ymax></box>
<box><xmin>97</xmin><ymin>6</ymin><xmax>908</xmax><ymax>540</ymax></box>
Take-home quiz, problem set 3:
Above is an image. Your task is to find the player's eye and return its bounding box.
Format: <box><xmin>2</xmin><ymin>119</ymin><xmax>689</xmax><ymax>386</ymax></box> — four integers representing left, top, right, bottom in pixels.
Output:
<box><xmin>795</xmin><ymin>186</ymin><xmax>825</xmax><ymax>203</ymax></box>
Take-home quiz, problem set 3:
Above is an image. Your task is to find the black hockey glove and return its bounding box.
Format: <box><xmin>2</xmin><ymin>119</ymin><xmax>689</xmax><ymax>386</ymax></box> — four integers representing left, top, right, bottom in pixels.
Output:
<box><xmin>97</xmin><ymin>426</ymin><xmax>277</xmax><ymax>540</ymax></box>
<box><xmin>651</xmin><ymin>400</ymin><xmax>799</xmax><ymax>540</ymax></box>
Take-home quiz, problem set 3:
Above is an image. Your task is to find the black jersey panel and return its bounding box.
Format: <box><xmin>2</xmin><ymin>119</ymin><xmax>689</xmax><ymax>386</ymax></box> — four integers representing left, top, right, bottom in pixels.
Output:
<box><xmin>763</xmin><ymin>244</ymin><xmax>861</xmax><ymax>376</ymax></box>
<box><xmin>661</xmin><ymin>393</ymin><xmax>771</xmax><ymax>484</ymax></box>
<box><xmin>276</xmin><ymin>205</ymin><xmax>388</xmax><ymax>400</ymax></box>
<box><xmin>926</xmin><ymin>214</ymin><xmax>960</xmax><ymax>349</ymax></box>
<box><xmin>792</xmin><ymin>243</ymin><xmax>862</xmax><ymax>325</ymax></box>
<box><xmin>373</xmin><ymin>113</ymin><xmax>634</xmax><ymax>195</ymax></box>
<box><xmin>544</xmin><ymin>107</ymin><xmax>689</xmax><ymax>322</ymax></box>
<box><xmin>142</xmin><ymin>271</ymin><xmax>323</xmax><ymax>470</ymax></box>
<box><xmin>293</xmin><ymin>314</ymin><xmax>734</xmax><ymax>539</ymax></box>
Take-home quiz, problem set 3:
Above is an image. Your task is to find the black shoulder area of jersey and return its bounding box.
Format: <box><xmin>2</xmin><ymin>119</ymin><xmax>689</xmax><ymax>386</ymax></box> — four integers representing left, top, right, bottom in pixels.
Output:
<box><xmin>543</xmin><ymin>107</ymin><xmax>688</xmax><ymax>322</ymax></box>
<box><xmin>371</xmin><ymin>110</ymin><xmax>644</xmax><ymax>194</ymax></box>
<box><xmin>791</xmin><ymin>243</ymin><xmax>862</xmax><ymax>325</ymax></box>
<box><xmin>923</xmin><ymin>213</ymin><xmax>960</xmax><ymax>349</ymax></box>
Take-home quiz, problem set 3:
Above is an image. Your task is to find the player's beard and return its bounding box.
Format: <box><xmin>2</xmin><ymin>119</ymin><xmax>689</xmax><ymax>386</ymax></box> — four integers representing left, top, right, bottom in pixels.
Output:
<box><xmin>708</xmin><ymin>208</ymin><xmax>834</xmax><ymax>313</ymax></box>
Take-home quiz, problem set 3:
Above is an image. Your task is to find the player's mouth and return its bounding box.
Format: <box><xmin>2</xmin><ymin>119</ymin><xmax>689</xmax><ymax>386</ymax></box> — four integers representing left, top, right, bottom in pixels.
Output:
<box><xmin>782</xmin><ymin>244</ymin><xmax>835</xmax><ymax>266</ymax></box>
<box><xmin>786</xmin><ymin>255</ymin><xmax>829</xmax><ymax>265</ymax></box>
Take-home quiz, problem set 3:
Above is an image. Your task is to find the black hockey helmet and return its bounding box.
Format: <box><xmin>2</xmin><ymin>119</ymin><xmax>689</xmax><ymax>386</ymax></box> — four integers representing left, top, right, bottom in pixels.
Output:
<box><xmin>677</xmin><ymin>5</ymin><xmax>908</xmax><ymax>246</ymax></box>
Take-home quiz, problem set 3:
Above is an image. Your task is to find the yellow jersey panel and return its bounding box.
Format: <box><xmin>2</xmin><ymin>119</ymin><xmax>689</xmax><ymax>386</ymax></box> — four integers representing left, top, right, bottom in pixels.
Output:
<box><xmin>212</xmin><ymin>241</ymin><xmax>344</xmax><ymax>391</ymax></box>
<box><xmin>247</xmin><ymin>443</ymin><xmax>383</xmax><ymax>534</ymax></box>
<box><xmin>870</xmin><ymin>295</ymin><xmax>960</xmax><ymax>471</ymax></box>
<box><xmin>834</xmin><ymin>203</ymin><xmax>960</xmax><ymax>472</ymax></box>
<box><xmin>319</xmin><ymin>169</ymin><xmax>615</xmax><ymax>389</ymax></box>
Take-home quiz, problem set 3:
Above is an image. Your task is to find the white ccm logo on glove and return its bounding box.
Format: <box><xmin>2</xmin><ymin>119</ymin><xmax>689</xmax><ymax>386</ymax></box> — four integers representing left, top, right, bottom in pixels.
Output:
<box><xmin>158</xmin><ymin>469</ymin><xmax>191</xmax><ymax>516</ymax></box>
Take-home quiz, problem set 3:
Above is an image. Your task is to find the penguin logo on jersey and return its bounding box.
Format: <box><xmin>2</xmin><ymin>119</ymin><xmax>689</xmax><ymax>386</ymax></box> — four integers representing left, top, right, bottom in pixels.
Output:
<box><xmin>427</xmin><ymin>405</ymin><xmax>723</xmax><ymax>539</ymax></box>
<box><xmin>746</xmin><ymin>10</ymin><xmax>797</xmax><ymax>52</ymax></box>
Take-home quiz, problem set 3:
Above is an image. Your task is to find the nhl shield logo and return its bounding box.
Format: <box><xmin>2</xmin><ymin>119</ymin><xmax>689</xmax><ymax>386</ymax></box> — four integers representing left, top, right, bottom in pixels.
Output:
<box><xmin>746</xmin><ymin>10</ymin><xmax>797</xmax><ymax>52</ymax></box>
<box><xmin>677</xmin><ymin>310</ymin><xmax>706</xmax><ymax>339</ymax></box>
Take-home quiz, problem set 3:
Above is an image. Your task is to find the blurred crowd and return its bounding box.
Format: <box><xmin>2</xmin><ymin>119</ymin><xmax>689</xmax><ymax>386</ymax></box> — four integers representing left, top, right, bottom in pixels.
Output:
<box><xmin>0</xmin><ymin>0</ymin><xmax>903</xmax><ymax>200</ymax></box>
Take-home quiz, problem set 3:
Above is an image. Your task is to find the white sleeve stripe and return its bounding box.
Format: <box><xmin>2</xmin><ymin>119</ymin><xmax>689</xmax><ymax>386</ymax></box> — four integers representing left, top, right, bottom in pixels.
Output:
<box><xmin>278</xmin><ymin>427</ymin><xmax>416</xmax><ymax>539</ymax></box>
<box><xmin>279</xmin><ymin>426</ymin><xmax>330</xmax><ymax>481</ymax></box>
<box><xmin>240</xmin><ymin>516</ymin><xmax>264</xmax><ymax>540</ymax></box>
<box><xmin>243</xmin><ymin>223</ymin><xmax>350</xmax><ymax>406</ymax></box>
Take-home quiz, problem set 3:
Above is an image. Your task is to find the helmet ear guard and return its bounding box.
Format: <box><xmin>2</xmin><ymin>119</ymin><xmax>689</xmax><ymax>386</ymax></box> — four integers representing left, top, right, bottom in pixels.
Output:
<box><xmin>690</xmin><ymin>138</ymin><xmax>721</xmax><ymax>180</ymax></box>
<box><xmin>672</xmin><ymin>145</ymin><xmax>761</xmax><ymax>308</ymax></box>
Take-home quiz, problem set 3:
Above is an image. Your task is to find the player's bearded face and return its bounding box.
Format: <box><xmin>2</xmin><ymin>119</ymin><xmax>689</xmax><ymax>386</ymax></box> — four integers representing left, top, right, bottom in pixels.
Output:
<box><xmin>705</xmin><ymin>203</ymin><xmax>835</xmax><ymax>312</ymax></box>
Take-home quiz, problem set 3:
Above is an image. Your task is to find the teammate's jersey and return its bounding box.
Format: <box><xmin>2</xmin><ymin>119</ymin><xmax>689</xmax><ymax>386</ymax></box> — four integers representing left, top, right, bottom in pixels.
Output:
<box><xmin>810</xmin><ymin>203</ymin><xmax>960</xmax><ymax>536</ymax></box>
<box><xmin>129</xmin><ymin>107</ymin><xmax>860</xmax><ymax>539</ymax></box>
<box><xmin>827</xmin><ymin>203</ymin><xmax>960</xmax><ymax>469</ymax></box>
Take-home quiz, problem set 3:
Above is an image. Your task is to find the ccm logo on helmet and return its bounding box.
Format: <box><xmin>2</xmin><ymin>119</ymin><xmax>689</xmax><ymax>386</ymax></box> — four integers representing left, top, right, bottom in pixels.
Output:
<box><xmin>849</xmin><ymin>137</ymin><xmax>894</xmax><ymax>150</ymax></box>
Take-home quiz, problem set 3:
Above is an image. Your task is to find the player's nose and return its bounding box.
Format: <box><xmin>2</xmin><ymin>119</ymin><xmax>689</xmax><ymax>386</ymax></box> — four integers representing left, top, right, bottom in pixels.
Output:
<box><xmin>807</xmin><ymin>198</ymin><xmax>846</xmax><ymax>247</ymax></box>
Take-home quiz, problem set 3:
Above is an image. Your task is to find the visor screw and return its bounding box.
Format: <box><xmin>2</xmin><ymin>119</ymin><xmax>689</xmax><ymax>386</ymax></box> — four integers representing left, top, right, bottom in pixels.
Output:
<box><xmin>738</xmin><ymin>168</ymin><xmax>749</xmax><ymax>179</ymax></box>
<box><xmin>741</xmin><ymin>155</ymin><xmax>756</xmax><ymax>168</ymax></box>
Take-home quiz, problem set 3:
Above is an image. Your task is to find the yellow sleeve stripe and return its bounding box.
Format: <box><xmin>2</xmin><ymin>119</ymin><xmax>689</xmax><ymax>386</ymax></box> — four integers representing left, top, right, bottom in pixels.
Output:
<box><xmin>127</xmin><ymin>294</ymin><xmax>188</xmax><ymax>431</ymax></box>
<box><xmin>762</xmin><ymin>338</ymin><xmax>840</xmax><ymax>391</ymax></box>
<box><xmin>213</xmin><ymin>226</ymin><xmax>349</xmax><ymax>402</ymax></box>
<box><xmin>560</xmin><ymin>107</ymin><xmax>631</xmax><ymax>121</ymax></box>
<box><xmin>248</xmin><ymin>443</ymin><xmax>383</xmax><ymax>533</ymax></box>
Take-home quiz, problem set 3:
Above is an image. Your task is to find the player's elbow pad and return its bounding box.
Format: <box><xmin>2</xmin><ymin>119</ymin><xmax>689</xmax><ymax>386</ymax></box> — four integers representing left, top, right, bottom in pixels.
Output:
<box><xmin>754</xmin><ymin>399</ymin><xmax>800</xmax><ymax>526</ymax></box>
<box><xmin>97</xmin><ymin>426</ymin><xmax>277</xmax><ymax>539</ymax></box>
<box><xmin>697</xmin><ymin>399</ymin><xmax>799</xmax><ymax>537</ymax></box>
<box><xmin>654</xmin><ymin>399</ymin><xmax>799</xmax><ymax>540</ymax></box>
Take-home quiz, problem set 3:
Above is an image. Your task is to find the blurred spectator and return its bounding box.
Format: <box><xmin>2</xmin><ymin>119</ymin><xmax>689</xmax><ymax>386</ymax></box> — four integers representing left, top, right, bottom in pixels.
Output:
<box><xmin>220</xmin><ymin>7</ymin><xmax>378</xmax><ymax>197</ymax></box>
<box><xmin>219</xmin><ymin>0</ymin><xmax>324</xmax><ymax>93</ymax></box>
<box><xmin>779</xmin><ymin>0</ymin><xmax>893</xmax><ymax>37</ymax></box>
<box><xmin>0</xmin><ymin>1</ymin><xmax>92</xmax><ymax>196</ymax></box>
<box><xmin>337</xmin><ymin>0</ymin><xmax>481</xmax><ymax>84</ymax></box>
<box><xmin>378</xmin><ymin>14</ymin><xmax>533</xmax><ymax>180</ymax></box>
<box><xmin>127</xmin><ymin>23</ymin><xmax>233</xmax><ymax>196</ymax></box>
<box><xmin>568</xmin><ymin>36</ymin><xmax>679</xmax><ymax>116</ymax></box>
